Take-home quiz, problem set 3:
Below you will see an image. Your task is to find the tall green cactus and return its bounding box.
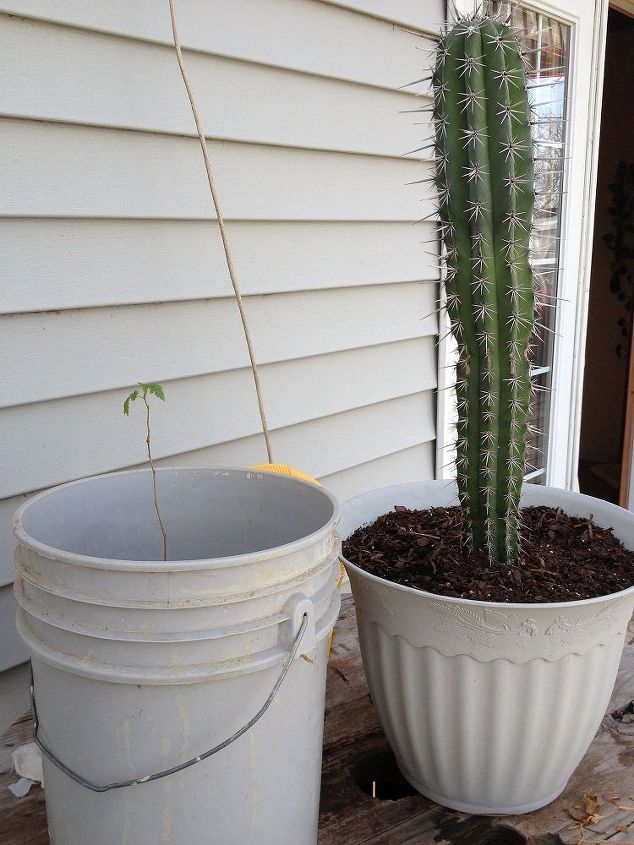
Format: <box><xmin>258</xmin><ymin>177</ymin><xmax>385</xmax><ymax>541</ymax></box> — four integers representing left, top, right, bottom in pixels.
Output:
<box><xmin>432</xmin><ymin>15</ymin><xmax>535</xmax><ymax>563</ymax></box>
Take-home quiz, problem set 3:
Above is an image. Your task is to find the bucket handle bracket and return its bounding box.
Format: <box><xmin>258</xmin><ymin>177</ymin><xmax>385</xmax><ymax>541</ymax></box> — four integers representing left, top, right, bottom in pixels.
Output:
<box><xmin>285</xmin><ymin>594</ymin><xmax>316</xmax><ymax>655</ymax></box>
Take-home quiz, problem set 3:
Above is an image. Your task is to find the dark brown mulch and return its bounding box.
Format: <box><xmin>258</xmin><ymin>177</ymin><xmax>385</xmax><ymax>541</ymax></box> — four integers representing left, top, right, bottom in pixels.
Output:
<box><xmin>342</xmin><ymin>505</ymin><xmax>634</xmax><ymax>603</ymax></box>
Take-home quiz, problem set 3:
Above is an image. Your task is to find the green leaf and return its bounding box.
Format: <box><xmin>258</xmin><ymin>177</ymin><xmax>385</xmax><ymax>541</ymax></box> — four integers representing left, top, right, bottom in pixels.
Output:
<box><xmin>123</xmin><ymin>390</ymin><xmax>138</xmax><ymax>415</ymax></box>
<box><xmin>146</xmin><ymin>383</ymin><xmax>166</xmax><ymax>402</ymax></box>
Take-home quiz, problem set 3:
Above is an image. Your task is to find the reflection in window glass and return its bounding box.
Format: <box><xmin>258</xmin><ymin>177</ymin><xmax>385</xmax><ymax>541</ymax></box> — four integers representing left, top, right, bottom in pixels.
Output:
<box><xmin>485</xmin><ymin>2</ymin><xmax>570</xmax><ymax>480</ymax></box>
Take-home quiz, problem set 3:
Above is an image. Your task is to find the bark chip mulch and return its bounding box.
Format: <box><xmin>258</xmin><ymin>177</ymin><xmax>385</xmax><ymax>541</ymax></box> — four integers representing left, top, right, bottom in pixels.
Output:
<box><xmin>342</xmin><ymin>505</ymin><xmax>634</xmax><ymax>603</ymax></box>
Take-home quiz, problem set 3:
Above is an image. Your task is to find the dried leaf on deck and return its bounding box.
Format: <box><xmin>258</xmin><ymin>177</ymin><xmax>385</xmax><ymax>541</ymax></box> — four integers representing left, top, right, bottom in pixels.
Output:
<box><xmin>578</xmin><ymin>793</ymin><xmax>602</xmax><ymax>826</ymax></box>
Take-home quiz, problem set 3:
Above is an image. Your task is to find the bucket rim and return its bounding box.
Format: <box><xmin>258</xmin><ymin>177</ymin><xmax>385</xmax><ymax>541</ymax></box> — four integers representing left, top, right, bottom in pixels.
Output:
<box><xmin>13</xmin><ymin>466</ymin><xmax>340</xmax><ymax>571</ymax></box>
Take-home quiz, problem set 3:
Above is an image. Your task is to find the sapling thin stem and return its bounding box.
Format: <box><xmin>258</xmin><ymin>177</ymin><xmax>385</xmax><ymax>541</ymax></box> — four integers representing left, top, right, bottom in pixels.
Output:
<box><xmin>142</xmin><ymin>391</ymin><xmax>168</xmax><ymax>561</ymax></box>
<box><xmin>123</xmin><ymin>383</ymin><xmax>168</xmax><ymax>561</ymax></box>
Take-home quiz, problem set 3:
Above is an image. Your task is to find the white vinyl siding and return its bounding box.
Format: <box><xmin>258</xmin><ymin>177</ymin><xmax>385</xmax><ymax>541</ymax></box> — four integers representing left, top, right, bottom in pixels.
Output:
<box><xmin>0</xmin><ymin>0</ymin><xmax>442</xmax><ymax>725</ymax></box>
<box><xmin>2</xmin><ymin>219</ymin><xmax>437</xmax><ymax>312</ymax></box>
<box><xmin>2</xmin><ymin>339</ymin><xmax>437</xmax><ymax>504</ymax></box>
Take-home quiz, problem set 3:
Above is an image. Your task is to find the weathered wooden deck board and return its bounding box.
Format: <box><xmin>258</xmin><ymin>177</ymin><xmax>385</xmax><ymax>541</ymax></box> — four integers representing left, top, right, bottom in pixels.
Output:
<box><xmin>2</xmin><ymin>595</ymin><xmax>633</xmax><ymax>844</ymax></box>
<box><xmin>0</xmin><ymin>712</ymin><xmax>47</xmax><ymax>845</ymax></box>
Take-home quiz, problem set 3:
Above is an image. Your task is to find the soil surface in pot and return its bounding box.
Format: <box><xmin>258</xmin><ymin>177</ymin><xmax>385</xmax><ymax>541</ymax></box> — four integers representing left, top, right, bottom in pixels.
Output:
<box><xmin>343</xmin><ymin>506</ymin><xmax>634</xmax><ymax>602</ymax></box>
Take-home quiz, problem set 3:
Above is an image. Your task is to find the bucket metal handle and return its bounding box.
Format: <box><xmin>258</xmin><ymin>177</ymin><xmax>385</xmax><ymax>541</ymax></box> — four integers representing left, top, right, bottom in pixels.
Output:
<box><xmin>30</xmin><ymin>613</ymin><xmax>310</xmax><ymax>793</ymax></box>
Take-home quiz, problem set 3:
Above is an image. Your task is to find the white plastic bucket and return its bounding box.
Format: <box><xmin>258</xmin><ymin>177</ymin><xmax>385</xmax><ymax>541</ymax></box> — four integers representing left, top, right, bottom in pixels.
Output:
<box><xmin>341</xmin><ymin>481</ymin><xmax>634</xmax><ymax>814</ymax></box>
<box><xmin>14</xmin><ymin>467</ymin><xmax>341</xmax><ymax>845</ymax></box>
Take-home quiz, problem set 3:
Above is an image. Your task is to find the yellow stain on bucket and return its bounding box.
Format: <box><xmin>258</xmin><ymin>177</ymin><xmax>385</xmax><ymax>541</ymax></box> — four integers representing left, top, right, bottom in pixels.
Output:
<box><xmin>250</xmin><ymin>463</ymin><xmax>345</xmax><ymax>653</ymax></box>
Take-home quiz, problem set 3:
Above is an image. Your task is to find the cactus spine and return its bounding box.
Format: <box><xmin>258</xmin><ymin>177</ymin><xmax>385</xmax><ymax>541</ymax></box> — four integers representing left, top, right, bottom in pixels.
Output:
<box><xmin>433</xmin><ymin>16</ymin><xmax>535</xmax><ymax>563</ymax></box>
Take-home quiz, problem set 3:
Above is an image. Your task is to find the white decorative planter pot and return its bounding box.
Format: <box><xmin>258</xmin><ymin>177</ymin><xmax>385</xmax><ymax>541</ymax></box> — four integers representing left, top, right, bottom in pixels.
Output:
<box><xmin>340</xmin><ymin>481</ymin><xmax>634</xmax><ymax>815</ymax></box>
<box><xmin>14</xmin><ymin>467</ymin><xmax>341</xmax><ymax>845</ymax></box>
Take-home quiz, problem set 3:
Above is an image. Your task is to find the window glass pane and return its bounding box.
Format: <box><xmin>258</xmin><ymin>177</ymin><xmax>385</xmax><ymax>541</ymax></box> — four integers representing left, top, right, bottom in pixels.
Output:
<box><xmin>485</xmin><ymin>2</ymin><xmax>571</xmax><ymax>480</ymax></box>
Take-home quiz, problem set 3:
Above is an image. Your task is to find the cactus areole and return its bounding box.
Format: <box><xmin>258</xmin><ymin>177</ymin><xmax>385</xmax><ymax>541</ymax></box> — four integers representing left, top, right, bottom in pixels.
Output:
<box><xmin>433</xmin><ymin>15</ymin><xmax>536</xmax><ymax>563</ymax></box>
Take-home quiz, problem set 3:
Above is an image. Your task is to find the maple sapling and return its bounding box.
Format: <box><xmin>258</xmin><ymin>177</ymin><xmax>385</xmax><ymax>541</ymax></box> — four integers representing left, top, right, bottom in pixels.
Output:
<box><xmin>123</xmin><ymin>382</ymin><xmax>168</xmax><ymax>561</ymax></box>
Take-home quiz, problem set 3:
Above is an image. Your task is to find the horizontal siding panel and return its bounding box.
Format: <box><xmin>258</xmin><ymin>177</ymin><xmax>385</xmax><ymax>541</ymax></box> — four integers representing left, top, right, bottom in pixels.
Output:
<box><xmin>2</xmin><ymin>219</ymin><xmax>438</xmax><ymax>314</ymax></box>
<box><xmin>1</xmin><ymin>283</ymin><xmax>437</xmax><ymax>407</ymax></box>
<box><xmin>321</xmin><ymin>0</ymin><xmax>442</xmax><ymax>30</ymax></box>
<box><xmin>0</xmin><ymin>120</ymin><xmax>431</xmax><ymax>221</ymax></box>
<box><xmin>0</xmin><ymin>337</ymin><xmax>437</xmax><ymax>499</ymax></box>
<box><xmin>0</xmin><ymin>1</ymin><xmax>435</xmax><ymax>90</ymax></box>
<box><xmin>157</xmin><ymin>392</ymin><xmax>435</xmax><ymax>483</ymax></box>
<box><xmin>0</xmin><ymin>586</ymin><xmax>27</xmax><ymax>672</ymax></box>
<box><xmin>1</xmin><ymin>17</ymin><xmax>432</xmax><ymax>155</ymax></box>
<box><xmin>320</xmin><ymin>441</ymin><xmax>435</xmax><ymax>501</ymax></box>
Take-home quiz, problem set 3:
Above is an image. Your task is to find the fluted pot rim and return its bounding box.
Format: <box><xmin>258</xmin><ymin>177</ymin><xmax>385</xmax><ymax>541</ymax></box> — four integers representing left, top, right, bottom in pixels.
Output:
<box><xmin>340</xmin><ymin>480</ymin><xmax>634</xmax><ymax>612</ymax></box>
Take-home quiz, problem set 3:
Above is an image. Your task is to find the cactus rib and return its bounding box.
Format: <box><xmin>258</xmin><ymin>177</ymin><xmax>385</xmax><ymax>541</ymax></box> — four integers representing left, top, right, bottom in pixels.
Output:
<box><xmin>433</xmin><ymin>16</ymin><xmax>535</xmax><ymax>562</ymax></box>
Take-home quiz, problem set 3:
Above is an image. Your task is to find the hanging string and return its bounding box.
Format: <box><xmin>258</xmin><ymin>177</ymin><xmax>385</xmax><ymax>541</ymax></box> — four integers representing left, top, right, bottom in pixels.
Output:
<box><xmin>168</xmin><ymin>0</ymin><xmax>274</xmax><ymax>463</ymax></box>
